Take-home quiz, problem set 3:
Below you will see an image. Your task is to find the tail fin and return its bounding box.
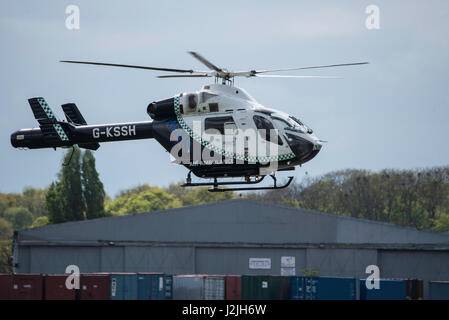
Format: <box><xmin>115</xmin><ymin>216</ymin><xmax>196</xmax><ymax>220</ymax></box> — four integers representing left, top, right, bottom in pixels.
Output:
<box><xmin>61</xmin><ymin>103</ymin><xmax>87</xmax><ymax>126</ymax></box>
<box><xmin>61</xmin><ymin>103</ymin><xmax>100</xmax><ymax>150</ymax></box>
<box><xmin>28</xmin><ymin>97</ymin><xmax>70</xmax><ymax>142</ymax></box>
<box><xmin>28</xmin><ymin>97</ymin><xmax>58</xmax><ymax>125</ymax></box>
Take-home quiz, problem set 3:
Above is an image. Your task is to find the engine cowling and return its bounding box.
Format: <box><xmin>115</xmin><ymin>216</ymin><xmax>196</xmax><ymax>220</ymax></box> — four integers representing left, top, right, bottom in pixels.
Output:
<box><xmin>147</xmin><ymin>97</ymin><xmax>176</xmax><ymax>120</ymax></box>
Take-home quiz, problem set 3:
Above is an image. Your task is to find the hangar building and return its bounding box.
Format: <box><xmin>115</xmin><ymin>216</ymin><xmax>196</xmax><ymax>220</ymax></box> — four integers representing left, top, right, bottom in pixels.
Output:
<box><xmin>13</xmin><ymin>199</ymin><xmax>449</xmax><ymax>298</ymax></box>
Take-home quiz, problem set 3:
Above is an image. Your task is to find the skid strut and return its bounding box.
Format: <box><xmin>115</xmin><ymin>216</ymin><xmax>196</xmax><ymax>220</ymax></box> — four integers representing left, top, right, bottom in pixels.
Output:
<box><xmin>182</xmin><ymin>171</ymin><xmax>294</xmax><ymax>192</ymax></box>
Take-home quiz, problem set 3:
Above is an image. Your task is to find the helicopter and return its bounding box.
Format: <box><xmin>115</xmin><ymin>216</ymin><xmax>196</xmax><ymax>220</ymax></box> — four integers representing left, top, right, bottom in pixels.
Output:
<box><xmin>10</xmin><ymin>52</ymin><xmax>368</xmax><ymax>192</ymax></box>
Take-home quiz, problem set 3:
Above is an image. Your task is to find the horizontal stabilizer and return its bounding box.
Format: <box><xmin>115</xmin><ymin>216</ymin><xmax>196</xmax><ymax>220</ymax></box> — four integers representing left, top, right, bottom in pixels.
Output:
<box><xmin>61</xmin><ymin>103</ymin><xmax>87</xmax><ymax>126</ymax></box>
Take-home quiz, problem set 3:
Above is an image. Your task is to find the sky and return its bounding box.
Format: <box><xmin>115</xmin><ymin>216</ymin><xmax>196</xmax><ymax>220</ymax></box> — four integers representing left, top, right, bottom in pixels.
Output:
<box><xmin>0</xmin><ymin>1</ymin><xmax>448</xmax><ymax>197</ymax></box>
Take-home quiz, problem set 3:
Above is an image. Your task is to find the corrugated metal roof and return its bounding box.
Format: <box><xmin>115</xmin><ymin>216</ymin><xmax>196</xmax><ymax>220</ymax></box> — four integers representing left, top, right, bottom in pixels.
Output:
<box><xmin>18</xmin><ymin>199</ymin><xmax>449</xmax><ymax>245</ymax></box>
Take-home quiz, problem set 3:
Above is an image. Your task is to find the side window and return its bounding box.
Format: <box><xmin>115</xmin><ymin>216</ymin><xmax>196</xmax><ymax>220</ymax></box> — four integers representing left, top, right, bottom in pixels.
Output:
<box><xmin>253</xmin><ymin>115</ymin><xmax>283</xmax><ymax>145</ymax></box>
<box><xmin>205</xmin><ymin>116</ymin><xmax>235</xmax><ymax>135</ymax></box>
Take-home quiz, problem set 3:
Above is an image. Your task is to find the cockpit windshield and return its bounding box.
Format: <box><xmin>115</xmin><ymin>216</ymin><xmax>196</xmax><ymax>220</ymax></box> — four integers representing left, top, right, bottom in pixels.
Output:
<box><xmin>272</xmin><ymin>113</ymin><xmax>313</xmax><ymax>134</ymax></box>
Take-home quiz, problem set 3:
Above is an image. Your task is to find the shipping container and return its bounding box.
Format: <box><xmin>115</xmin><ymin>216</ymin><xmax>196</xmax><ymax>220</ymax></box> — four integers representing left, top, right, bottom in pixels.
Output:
<box><xmin>44</xmin><ymin>274</ymin><xmax>77</xmax><ymax>300</ymax></box>
<box><xmin>80</xmin><ymin>274</ymin><xmax>110</xmax><ymax>300</ymax></box>
<box><xmin>173</xmin><ymin>275</ymin><xmax>225</xmax><ymax>300</ymax></box>
<box><xmin>11</xmin><ymin>274</ymin><xmax>44</xmax><ymax>300</ymax></box>
<box><xmin>242</xmin><ymin>276</ymin><xmax>290</xmax><ymax>300</ymax></box>
<box><xmin>137</xmin><ymin>273</ymin><xmax>172</xmax><ymax>300</ymax></box>
<box><xmin>290</xmin><ymin>276</ymin><xmax>306</xmax><ymax>300</ymax></box>
<box><xmin>277</xmin><ymin>276</ymin><xmax>291</xmax><ymax>300</ymax></box>
<box><xmin>291</xmin><ymin>277</ymin><xmax>356</xmax><ymax>300</ymax></box>
<box><xmin>151</xmin><ymin>274</ymin><xmax>172</xmax><ymax>300</ymax></box>
<box><xmin>405</xmin><ymin>279</ymin><xmax>423</xmax><ymax>300</ymax></box>
<box><xmin>110</xmin><ymin>273</ymin><xmax>138</xmax><ymax>300</ymax></box>
<box><xmin>0</xmin><ymin>274</ymin><xmax>12</xmax><ymax>300</ymax></box>
<box><xmin>360</xmin><ymin>279</ymin><xmax>407</xmax><ymax>300</ymax></box>
<box><xmin>429</xmin><ymin>281</ymin><xmax>449</xmax><ymax>300</ymax></box>
<box><xmin>225</xmin><ymin>276</ymin><xmax>242</xmax><ymax>300</ymax></box>
<box><xmin>205</xmin><ymin>276</ymin><xmax>225</xmax><ymax>300</ymax></box>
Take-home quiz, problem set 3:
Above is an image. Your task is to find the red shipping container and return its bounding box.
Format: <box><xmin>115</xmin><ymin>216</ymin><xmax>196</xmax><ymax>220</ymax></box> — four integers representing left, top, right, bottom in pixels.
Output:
<box><xmin>226</xmin><ymin>276</ymin><xmax>242</xmax><ymax>300</ymax></box>
<box><xmin>0</xmin><ymin>274</ymin><xmax>12</xmax><ymax>300</ymax></box>
<box><xmin>45</xmin><ymin>275</ymin><xmax>77</xmax><ymax>300</ymax></box>
<box><xmin>11</xmin><ymin>274</ymin><xmax>44</xmax><ymax>300</ymax></box>
<box><xmin>80</xmin><ymin>274</ymin><xmax>110</xmax><ymax>300</ymax></box>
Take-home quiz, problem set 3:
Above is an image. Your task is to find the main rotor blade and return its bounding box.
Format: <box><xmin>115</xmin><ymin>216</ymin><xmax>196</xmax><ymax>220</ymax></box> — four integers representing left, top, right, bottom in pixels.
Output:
<box><xmin>255</xmin><ymin>75</ymin><xmax>341</xmax><ymax>78</ymax></box>
<box><xmin>157</xmin><ymin>74</ymin><xmax>212</xmax><ymax>78</ymax></box>
<box><xmin>188</xmin><ymin>51</ymin><xmax>223</xmax><ymax>72</ymax></box>
<box><xmin>60</xmin><ymin>60</ymin><xmax>207</xmax><ymax>73</ymax></box>
<box><xmin>254</xmin><ymin>62</ymin><xmax>369</xmax><ymax>74</ymax></box>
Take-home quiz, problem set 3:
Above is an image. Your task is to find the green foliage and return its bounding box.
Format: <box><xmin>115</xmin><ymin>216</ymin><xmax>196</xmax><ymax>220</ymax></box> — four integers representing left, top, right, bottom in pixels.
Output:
<box><xmin>248</xmin><ymin>167</ymin><xmax>449</xmax><ymax>231</ymax></box>
<box><xmin>59</xmin><ymin>147</ymin><xmax>85</xmax><ymax>221</ymax></box>
<box><xmin>165</xmin><ymin>183</ymin><xmax>235</xmax><ymax>206</ymax></box>
<box><xmin>0</xmin><ymin>218</ymin><xmax>13</xmax><ymax>240</ymax></box>
<box><xmin>106</xmin><ymin>186</ymin><xmax>182</xmax><ymax>216</ymax></box>
<box><xmin>82</xmin><ymin>150</ymin><xmax>106</xmax><ymax>219</ymax></box>
<box><xmin>31</xmin><ymin>216</ymin><xmax>49</xmax><ymax>228</ymax></box>
<box><xmin>433</xmin><ymin>213</ymin><xmax>449</xmax><ymax>233</ymax></box>
<box><xmin>0</xmin><ymin>241</ymin><xmax>12</xmax><ymax>274</ymax></box>
<box><xmin>21</xmin><ymin>187</ymin><xmax>47</xmax><ymax>218</ymax></box>
<box><xmin>46</xmin><ymin>182</ymin><xmax>65</xmax><ymax>224</ymax></box>
<box><xmin>4</xmin><ymin>207</ymin><xmax>33</xmax><ymax>230</ymax></box>
<box><xmin>301</xmin><ymin>269</ymin><xmax>319</xmax><ymax>277</ymax></box>
<box><xmin>46</xmin><ymin>148</ymin><xmax>107</xmax><ymax>223</ymax></box>
<box><xmin>0</xmin><ymin>196</ymin><xmax>8</xmax><ymax>217</ymax></box>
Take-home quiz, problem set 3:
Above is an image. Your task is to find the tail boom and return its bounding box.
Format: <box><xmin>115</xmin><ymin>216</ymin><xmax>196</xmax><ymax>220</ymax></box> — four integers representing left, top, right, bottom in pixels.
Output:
<box><xmin>11</xmin><ymin>121</ymin><xmax>154</xmax><ymax>149</ymax></box>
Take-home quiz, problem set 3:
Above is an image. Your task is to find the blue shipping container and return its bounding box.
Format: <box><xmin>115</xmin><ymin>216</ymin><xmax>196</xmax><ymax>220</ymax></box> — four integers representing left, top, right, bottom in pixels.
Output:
<box><xmin>291</xmin><ymin>277</ymin><xmax>356</xmax><ymax>300</ymax></box>
<box><xmin>137</xmin><ymin>274</ymin><xmax>173</xmax><ymax>300</ymax></box>
<box><xmin>290</xmin><ymin>276</ymin><xmax>306</xmax><ymax>300</ymax></box>
<box><xmin>359</xmin><ymin>279</ymin><xmax>406</xmax><ymax>300</ymax></box>
<box><xmin>137</xmin><ymin>275</ymin><xmax>151</xmax><ymax>300</ymax></box>
<box><xmin>429</xmin><ymin>281</ymin><xmax>449</xmax><ymax>300</ymax></box>
<box><xmin>151</xmin><ymin>275</ymin><xmax>173</xmax><ymax>300</ymax></box>
<box><xmin>110</xmin><ymin>274</ymin><xmax>138</xmax><ymax>300</ymax></box>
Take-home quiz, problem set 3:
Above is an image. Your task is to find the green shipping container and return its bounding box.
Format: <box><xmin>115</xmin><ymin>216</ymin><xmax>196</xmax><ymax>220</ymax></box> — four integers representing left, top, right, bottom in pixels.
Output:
<box><xmin>242</xmin><ymin>276</ymin><xmax>290</xmax><ymax>300</ymax></box>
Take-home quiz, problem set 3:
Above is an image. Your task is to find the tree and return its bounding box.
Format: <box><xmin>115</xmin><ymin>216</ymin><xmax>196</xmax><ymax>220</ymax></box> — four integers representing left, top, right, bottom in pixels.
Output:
<box><xmin>4</xmin><ymin>207</ymin><xmax>33</xmax><ymax>230</ymax></box>
<box><xmin>433</xmin><ymin>213</ymin><xmax>449</xmax><ymax>233</ymax></box>
<box><xmin>46</xmin><ymin>182</ymin><xmax>65</xmax><ymax>224</ymax></box>
<box><xmin>106</xmin><ymin>187</ymin><xmax>182</xmax><ymax>216</ymax></box>
<box><xmin>0</xmin><ymin>218</ymin><xmax>13</xmax><ymax>240</ymax></box>
<box><xmin>165</xmin><ymin>183</ymin><xmax>235</xmax><ymax>206</ymax></box>
<box><xmin>245</xmin><ymin>166</ymin><xmax>449</xmax><ymax>231</ymax></box>
<box><xmin>82</xmin><ymin>150</ymin><xmax>106</xmax><ymax>219</ymax></box>
<box><xmin>0</xmin><ymin>241</ymin><xmax>12</xmax><ymax>273</ymax></box>
<box><xmin>59</xmin><ymin>147</ymin><xmax>85</xmax><ymax>221</ymax></box>
<box><xmin>31</xmin><ymin>216</ymin><xmax>49</xmax><ymax>228</ymax></box>
<box><xmin>0</xmin><ymin>196</ymin><xmax>8</xmax><ymax>217</ymax></box>
<box><xmin>21</xmin><ymin>187</ymin><xmax>47</xmax><ymax>218</ymax></box>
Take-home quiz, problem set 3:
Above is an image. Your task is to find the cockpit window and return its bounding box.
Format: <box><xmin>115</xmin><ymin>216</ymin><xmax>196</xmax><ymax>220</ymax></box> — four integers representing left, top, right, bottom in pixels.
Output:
<box><xmin>290</xmin><ymin>116</ymin><xmax>313</xmax><ymax>134</ymax></box>
<box><xmin>273</xmin><ymin>117</ymin><xmax>294</xmax><ymax>129</ymax></box>
<box><xmin>205</xmin><ymin>116</ymin><xmax>235</xmax><ymax>135</ymax></box>
<box><xmin>253</xmin><ymin>115</ymin><xmax>283</xmax><ymax>145</ymax></box>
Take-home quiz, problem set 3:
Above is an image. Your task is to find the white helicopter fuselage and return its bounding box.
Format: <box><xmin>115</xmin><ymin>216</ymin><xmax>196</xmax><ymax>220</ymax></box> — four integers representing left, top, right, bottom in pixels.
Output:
<box><xmin>175</xmin><ymin>83</ymin><xmax>322</xmax><ymax>173</ymax></box>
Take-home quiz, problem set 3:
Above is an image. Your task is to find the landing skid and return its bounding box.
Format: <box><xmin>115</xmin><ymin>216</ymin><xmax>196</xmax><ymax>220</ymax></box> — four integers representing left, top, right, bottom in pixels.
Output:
<box><xmin>182</xmin><ymin>171</ymin><xmax>294</xmax><ymax>192</ymax></box>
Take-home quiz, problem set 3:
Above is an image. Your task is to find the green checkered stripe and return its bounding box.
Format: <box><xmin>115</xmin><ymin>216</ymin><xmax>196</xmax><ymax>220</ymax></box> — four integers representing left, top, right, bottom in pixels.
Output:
<box><xmin>37</xmin><ymin>98</ymin><xmax>69</xmax><ymax>141</ymax></box>
<box><xmin>37</xmin><ymin>98</ymin><xmax>56</xmax><ymax>119</ymax></box>
<box><xmin>53</xmin><ymin>124</ymin><xmax>69</xmax><ymax>141</ymax></box>
<box><xmin>173</xmin><ymin>95</ymin><xmax>295</xmax><ymax>162</ymax></box>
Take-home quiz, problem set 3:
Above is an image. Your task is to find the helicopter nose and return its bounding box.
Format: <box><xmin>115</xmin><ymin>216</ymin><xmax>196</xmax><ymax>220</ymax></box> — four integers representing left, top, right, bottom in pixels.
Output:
<box><xmin>286</xmin><ymin>134</ymin><xmax>321</xmax><ymax>163</ymax></box>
